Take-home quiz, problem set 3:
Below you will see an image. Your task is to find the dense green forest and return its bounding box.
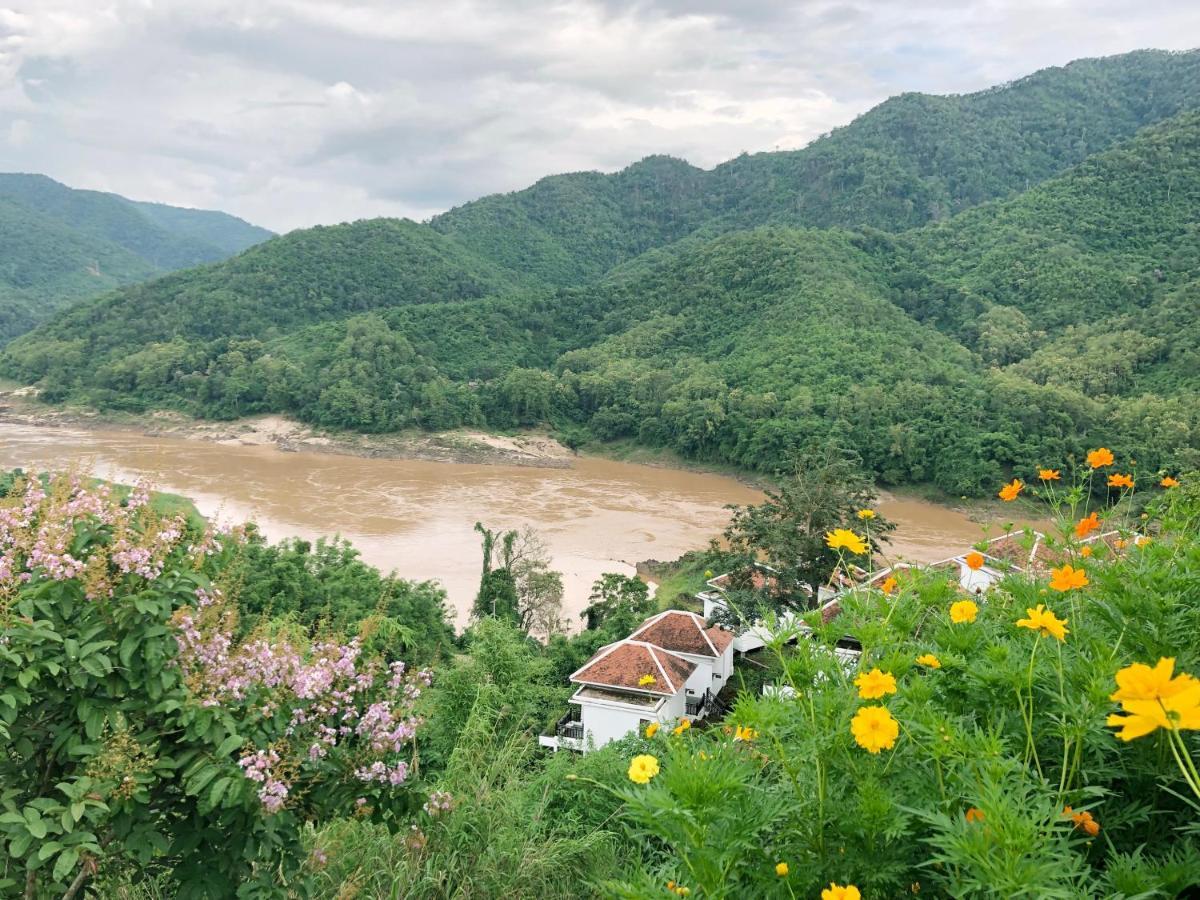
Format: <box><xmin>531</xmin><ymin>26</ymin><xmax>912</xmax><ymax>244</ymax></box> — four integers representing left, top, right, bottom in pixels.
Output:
<box><xmin>0</xmin><ymin>174</ymin><xmax>272</xmax><ymax>342</ymax></box>
<box><xmin>4</xmin><ymin>50</ymin><xmax>1200</xmax><ymax>494</ymax></box>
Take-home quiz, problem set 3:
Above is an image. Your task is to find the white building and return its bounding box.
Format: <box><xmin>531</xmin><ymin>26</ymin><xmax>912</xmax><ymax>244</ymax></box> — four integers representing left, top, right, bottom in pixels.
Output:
<box><xmin>627</xmin><ymin>610</ymin><xmax>736</xmax><ymax>715</ymax></box>
<box><xmin>697</xmin><ymin>570</ymin><xmax>839</xmax><ymax>653</ymax></box>
<box><xmin>539</xmin><ymin>638</ymin><xmax>695</xmax><ymax>752</ymax></box>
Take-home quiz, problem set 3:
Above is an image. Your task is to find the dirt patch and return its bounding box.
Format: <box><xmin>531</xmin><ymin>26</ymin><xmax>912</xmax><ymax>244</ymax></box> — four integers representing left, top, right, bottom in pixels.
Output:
<box><xmin>0</xmin><ymin>390</ymin><xmax>574</xmax><ymax>469</ymax></box>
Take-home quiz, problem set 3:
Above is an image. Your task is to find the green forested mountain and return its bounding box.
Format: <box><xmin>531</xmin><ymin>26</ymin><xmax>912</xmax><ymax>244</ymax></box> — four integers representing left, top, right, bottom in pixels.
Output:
<box><xmin>432</xmin><ymin>49</ymin><xmax>1200</xmax><ymax>285</ymax></box>
<box><xmin>0</xmin><ymin>174</ymin><xmax>273</xmax><ymax>342</ymax></box>
<box><xmin>5</xmin><ymin>51</ymin><xmax>1200</xmax><ymax>493</ymax></box>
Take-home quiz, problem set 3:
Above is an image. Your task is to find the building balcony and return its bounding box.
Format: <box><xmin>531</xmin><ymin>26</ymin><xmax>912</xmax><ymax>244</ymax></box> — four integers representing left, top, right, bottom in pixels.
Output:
<box><xmin>685</xmin><ymin>690</ymin><xmax>713</xmax><ymax>719</ymax></box>
<box><xmin>539</xmin><ymin>710</ymin><xmax>584</xmax><ymax>752</ymax></box>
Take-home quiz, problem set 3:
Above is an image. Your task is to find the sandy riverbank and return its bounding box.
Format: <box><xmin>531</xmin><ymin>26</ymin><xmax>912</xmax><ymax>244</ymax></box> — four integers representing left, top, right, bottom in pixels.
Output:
<box><xmin>0</xmin><ymin>389</ymin><xmax>574</xmax><ymax>468</ymax></box>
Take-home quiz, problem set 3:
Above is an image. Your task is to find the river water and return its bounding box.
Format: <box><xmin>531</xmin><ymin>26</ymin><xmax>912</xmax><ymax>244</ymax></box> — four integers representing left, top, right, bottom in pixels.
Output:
<box><xmin>0</xmin><ymin>423</ymin><xmax>1020</xmax><ymax>627</ymax></box>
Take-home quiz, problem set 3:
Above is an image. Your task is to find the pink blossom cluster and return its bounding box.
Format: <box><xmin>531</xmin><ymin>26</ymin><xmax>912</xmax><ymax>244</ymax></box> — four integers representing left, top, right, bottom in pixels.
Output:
<box><xmin>173</xmin><ymin>589</ymin><xmax>428</xmax><ymax>816</ymax></box>
<box><xmin>238</xmin><ymin>748</ymin><xmax>289</xmax><ymax>813</ymax></box>
<box><xmin>355</xmin><ymin>760</ymin><xmax>410</xmax><ymax>786</ymax></box>
<box><xmin>422</xmin><ymin>790</ymin><xmax>453</xmax><ymax>817</ymax></box>
<box><xmin>0</xmin><ymin>473</ymin><xmax>224</xmax><ymax>597</ymax></box>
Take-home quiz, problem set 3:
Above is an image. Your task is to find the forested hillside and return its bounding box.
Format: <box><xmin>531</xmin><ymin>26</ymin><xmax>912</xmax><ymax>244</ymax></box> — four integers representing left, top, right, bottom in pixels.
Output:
<box><xmin>432</xmin><ymin>49</ymin><xmax>1200</xmax><ymax>285</ymax></box>
<box><xmin>5</xmin><ymin>50</ymin><xmax>1200</xmax><ymax>494</ymax></box>
<box><xmin>0</xmin><ymin>174</ymin><xmax>272</xmax><ymax>342</ymax></box>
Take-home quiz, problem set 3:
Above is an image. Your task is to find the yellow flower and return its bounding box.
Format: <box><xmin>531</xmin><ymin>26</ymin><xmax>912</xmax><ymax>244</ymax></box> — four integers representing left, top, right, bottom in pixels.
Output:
<box><xmin>1107</xmin><ymin>692</ymin><xmax>1200</xmax><ymax>741</ymax></box>
<box><xmin>880</xmin><ymin>575</ymin><xmax>898</xmax><ymax>595</ymax></box>
<box><xmin>950</xmin><ymin>600</ymin><xmax>979</xmax><ymax>624</ymax></box>
<box><xmin>998</xmin><ymin>478</ymin><xmax>1023</xmax><ymax>501</ymax></box>
<box><xmin>733</xmin><ymin>724</ymin><xmax>757</xmax><ymax>742</ymax></box>
<box><xmin>1016</xmin><ymin>604</ymin><xmax>1069</xmax><ymax>641</ymax></box>
<box><xmin>1135</xmin><ymin>535</ymin><xmax>1151</xmax><ymax>547</ymax></box>
<box><xmin>851</xmin><ymin>705</ymin><xmax>899</xmax><ymax>754</ymax></box>
<box><xmin>854</xmin><ymin>667</ymin><xmax>898</xmax><ymax>699</ymax></box>
<box><xmin>826</xmin><ymin>529</ymin><xmax>867</xmax><ymax>555</ymax></box>
<box><xmin>1108</xmin><ymin>473</ymin><xmax>1135</xmax><ymax>489</ymax></box>
<box><xmin>675</xmin><ymin>888</ymin><xmax>690</xmax><ymax>897</ymax></box>
<box><xmin>672</xmin><ymin>718</ymin><xmax>691</xmax><ymax>736</ymax></box>
<box><xmin>964</xmin><ymin>551</ymin><xmax>985</xmax><ymax>571</ymax></box>
<box><xmin>916</xmin><ymin>653</ymin><xmax>942</xmax><ymax>669</ymax></box>
<box><xmin>638</xmin><ymin>673</ymin><xmax>656</xmax><ymax>687</ymax></box>
<box><xmin>965</xmin><ymin>807</ymin><xmax>985</xmax><ymax>823</ymax></box>
<box><xmin>775</xmin><ymin>862</ymin><xmax>789</xmax><ymax>877</ymax></box>
<box><xmin>821</xmin><ymin>883</ymin><xmax>861</xmax><ymax>900</ymax></box>
<box><xmin>1107</xmin><ymin>658</ymin><xmax>1200</xmax><ymax>741</ymax></box>
<box><xmin>856</xmin><ymin>508</ymin><xmax>876</xmax><ymax>520</ymax></box>
<box><xmin>1161</xmin><ymin>475</ymin><xmax>1180</xmax><ymax>488</ymax></box>
<box><xmin>1110</xmin><ymin>658</ymin><xmax>1199</xmax><ymax>704</ymax></box>
<box><xmin>627</xmin><ymin>754</ymin><xmax>660</xmax><ymax>784</ymax></box>
<box><xmin>1087</xmin><ymin>447</ymin><xmax>1115</xmax><ymax>468</ymax></box>
<box><xmin>1079</xmin><ymin>545</ymin><xmax>1093</xmax><ymax>558</ymax></box>
<box><xmin>644</xmin><ymin>722</ymin><xmax>659</xmax><ymax>738</ymax></box>
<box><xmin>1049</xmin><ymin>564</ymin><xmax>1088</xmax><ymax>592</ymax></box>
<box><xmin>1039</xmin><ymin>468</ymin><xmax>1061</xmax><ymax>481</ymax></box>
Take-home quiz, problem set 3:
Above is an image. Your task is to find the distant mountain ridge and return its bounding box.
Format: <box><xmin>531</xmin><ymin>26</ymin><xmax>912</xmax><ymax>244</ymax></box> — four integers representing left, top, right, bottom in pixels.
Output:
<box><xmin>0</xmin><ymin>173</ymin><xmax>273</xmax><ymax>342</ymax></box>
<box><xmin>4</xmin><ymin>48</ymin><xmax>1200</xmax><ymax>493</ymax></box>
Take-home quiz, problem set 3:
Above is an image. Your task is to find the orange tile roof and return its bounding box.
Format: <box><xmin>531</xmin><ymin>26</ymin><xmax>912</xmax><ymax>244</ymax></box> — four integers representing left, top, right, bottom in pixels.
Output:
<box><xmin>629</xmin><ymin>610</ymin><xmax>735</xmax><ymax>657</ymax></box>
<box><xmin>570</xmin><ymin>640</ymin><xmax>697</xmax><ymax>695</ymax></box>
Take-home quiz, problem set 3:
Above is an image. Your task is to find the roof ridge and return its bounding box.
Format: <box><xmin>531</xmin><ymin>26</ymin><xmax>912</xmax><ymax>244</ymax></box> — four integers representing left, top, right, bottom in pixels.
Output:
<box><xmin>645</xmin><ymin>643</ymin><xmax>675</xmax><ymax>692</ymax></box>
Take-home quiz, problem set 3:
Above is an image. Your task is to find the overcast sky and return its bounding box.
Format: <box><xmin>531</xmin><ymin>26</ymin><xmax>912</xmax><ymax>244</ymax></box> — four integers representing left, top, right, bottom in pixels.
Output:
<box><xmin>1</xmin><ymin>1</ymin><xmax>1197</xmax><ymax>233</ymax></box>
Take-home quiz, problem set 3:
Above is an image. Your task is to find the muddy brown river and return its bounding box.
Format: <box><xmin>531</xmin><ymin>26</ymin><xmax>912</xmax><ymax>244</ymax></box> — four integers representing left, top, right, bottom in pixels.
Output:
<box><xmin>0</xmin><ymin>423</ymin><xmax>1026</xmax><ymax>628</ymax></box>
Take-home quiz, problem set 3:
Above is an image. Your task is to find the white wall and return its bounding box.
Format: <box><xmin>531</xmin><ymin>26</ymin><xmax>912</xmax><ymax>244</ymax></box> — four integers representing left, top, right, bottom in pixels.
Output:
<box><xmin>579</xmin><ymin>691</ymin><xmax>687</xmax><ymax>751</ymax></box>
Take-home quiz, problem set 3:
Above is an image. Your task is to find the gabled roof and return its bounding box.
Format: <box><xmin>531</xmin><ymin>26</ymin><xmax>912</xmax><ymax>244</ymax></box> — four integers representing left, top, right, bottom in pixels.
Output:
<box><xmin>984</xmin><ymin>530</ymin><xmax>1051</xmax><ymax>571</ymax></box>
<box><xmin>628</xmin><ymin>610</ymin><xmax>735</xmax><ymax>658</ymax></box>
<box><xmin>569</xmin><ymin>639</ymin><xmax>697</xmax><ymax>695</ymax></box>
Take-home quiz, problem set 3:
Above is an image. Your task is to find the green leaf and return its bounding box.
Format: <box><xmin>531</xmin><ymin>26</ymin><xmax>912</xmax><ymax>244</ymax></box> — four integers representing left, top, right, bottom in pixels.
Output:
<box><xmin>208</xmin><ymin>776</ymin><xmax>232</xmax><ymax>809</ymax></box>
<box><xmin>186</xmin><ymin>765</ymin><xmax>219</xmax><ymax>796</ymax></box>
<box><xmin>52</xmin><ymin>847</ymin><xmax>79</xmax><ymax>883</ymax></box>
<box><xmin>37</xmin><ymin>840</ymin><xmax>63</xmax><ymax>861</ymax></box>
<box><xmin>25</xmin><ymin>816</ymin><xmax>47</xmax><ymax>840</ymax></box>
<box><xmin>215</xmin><ymin>735</ymin><xmax>243</xmax><ymax>757</ymax></box>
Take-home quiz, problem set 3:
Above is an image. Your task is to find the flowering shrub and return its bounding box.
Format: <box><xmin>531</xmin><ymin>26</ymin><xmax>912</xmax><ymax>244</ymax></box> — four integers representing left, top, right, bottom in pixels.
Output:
<box><xmin>603</xmin><ymin>458</ymin><xmax>1200</xmax><ymax>897</ymax></box>
<box><xmin>0</xmin><ymin>473</ymin><xmax>427</xmax><ymax>898</ymax></box>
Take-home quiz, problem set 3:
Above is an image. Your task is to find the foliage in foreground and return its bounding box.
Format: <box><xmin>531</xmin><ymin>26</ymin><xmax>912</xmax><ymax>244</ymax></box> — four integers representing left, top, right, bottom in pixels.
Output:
<box><xmin>0</xmin><ymin>474</ymin><xmax>436</xmax><ymax>898</ymax></box>
<box><xmin>599</xmin><ymin>461</ymin><xmax>1200</xmax><ymax>897</ymax></box>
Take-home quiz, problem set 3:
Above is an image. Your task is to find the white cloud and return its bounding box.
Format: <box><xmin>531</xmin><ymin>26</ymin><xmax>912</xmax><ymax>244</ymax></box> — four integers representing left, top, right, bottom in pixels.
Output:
<box><xmin>0</xmin><ymin>0</ymin><xmax>1196</xmax><ymax>231</ymax></box>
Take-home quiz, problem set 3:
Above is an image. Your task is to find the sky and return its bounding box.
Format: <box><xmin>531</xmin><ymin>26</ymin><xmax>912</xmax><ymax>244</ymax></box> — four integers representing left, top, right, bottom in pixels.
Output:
<box><xmin>0</xmin><ymin>1</ymin><xmax>1197</xmax><ymax>233</ymax></box>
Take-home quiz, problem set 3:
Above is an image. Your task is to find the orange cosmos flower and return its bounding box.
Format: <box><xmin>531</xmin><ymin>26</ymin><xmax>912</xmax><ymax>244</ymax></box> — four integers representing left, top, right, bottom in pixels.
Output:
<box><xmin>880</xmin><ymin>575</ymin><xmax>898</xmax><ymax>595</ymax></box>
<box><xmin>1079</xmin><ymin>545</ymin><xmax>1093</xmax><ymax>558</ymax></box>
<box><xmin>1039</xmin><ymin>468</ymin><xmax>1061</xmax><ymax>481</ymax></box>
<box><xmin>1161</xmin><ymin>475</ymin><xmax>1180</xmax><ymax>488</ymax></box>
<box><xmin>965</xmin><ymin>807</ymin><xmax>985</xmax><ymax>823</ymax></box>
<box><xmin>1108</xmin><ymin>473</ymin><xmax>1135</xmax><ymax>489</ymax></box>
<box><xmin>1063</xmin><ymin>806</ymin><xmax>1100</xmax><ymax>837</ymax></box>
<box><xmin>1074</xmin><ymin>511</ymin><xmax>1100</xmax><ymax>538</ymax></box>
<box><xmin>964</xmin><ymin>551</ymin><xmax>985</xmax><ymax>571</ymax></box>
<box><xmin>916</xmin><ymin>653</ymin><xmax>942</xmax><ymax>669</ymax></box>
<box><xmin>1087</xmin><ymin>447</ymin><xmax>1114</xmax><ymax>468</ymax></box>
<box><xmin>1049</xmin><ymin>564</ymin><xmax>1088</xmax><ymax>592</ymax></box>
<box><xmin>998</xmin><ymin>479</ymin><xmax>1024</xmax><ymax>502</ymax></box>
